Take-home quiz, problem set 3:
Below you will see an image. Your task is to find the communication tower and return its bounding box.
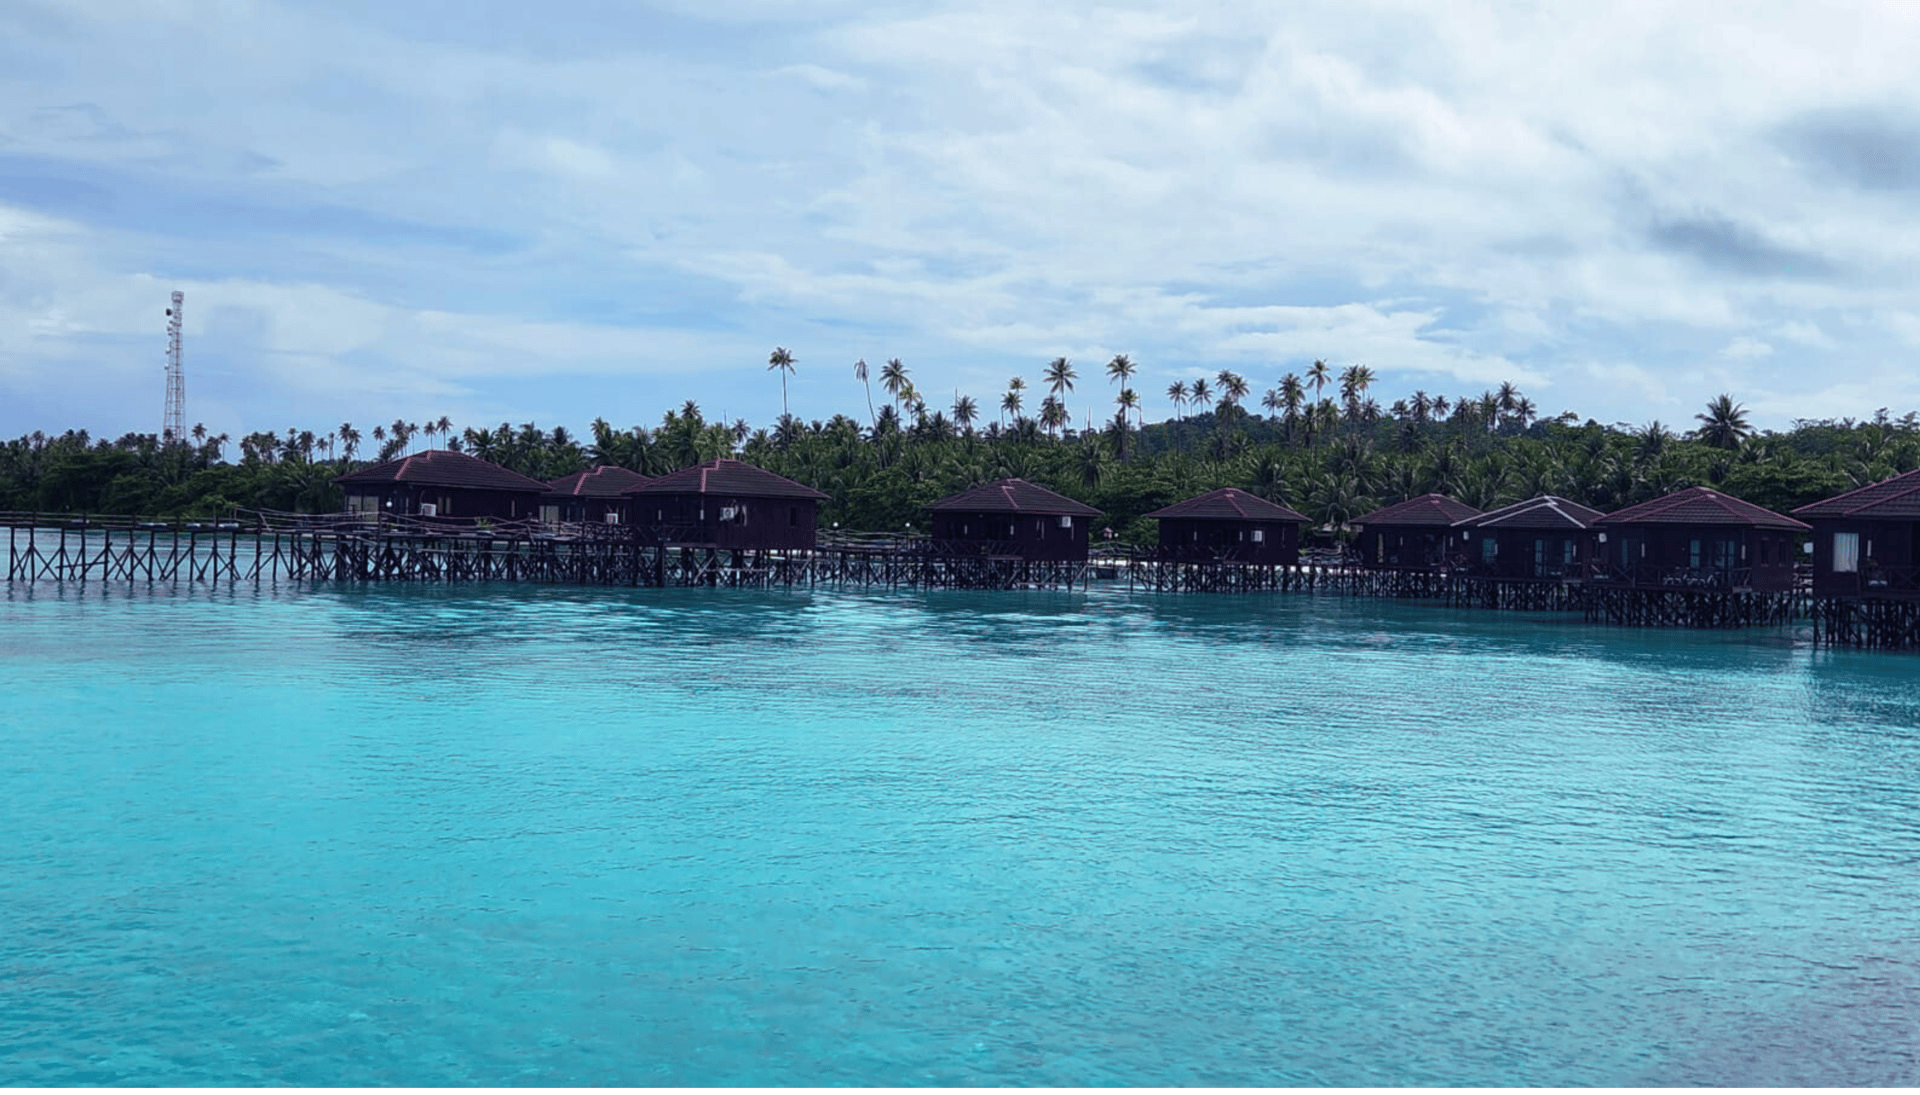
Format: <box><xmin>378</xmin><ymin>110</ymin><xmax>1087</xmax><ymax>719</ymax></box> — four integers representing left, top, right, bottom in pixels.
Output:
<box><xmin>162</xmin><ymin>291</ymin><xmax>185</xmax><ymax>445</ymax></box>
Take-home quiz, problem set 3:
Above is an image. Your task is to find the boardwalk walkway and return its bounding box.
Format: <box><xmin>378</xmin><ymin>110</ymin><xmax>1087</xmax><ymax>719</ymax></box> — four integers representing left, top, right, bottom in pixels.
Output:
<box><xmin>4</xmin><ymin>509</ymin><xmax>1900</xmax><ymax>645</ymax></box>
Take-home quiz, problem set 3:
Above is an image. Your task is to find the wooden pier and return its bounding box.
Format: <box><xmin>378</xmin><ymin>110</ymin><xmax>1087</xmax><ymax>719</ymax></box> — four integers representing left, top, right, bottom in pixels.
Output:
<box><xmin>11</xmin><ymin>509</ymin><xmax>1919</xmax><ymax>649</ymax></box>
<box><xmin>1583</xmin><ymin>583</ymin><xmax>1805</xmax><ymax>629</ymax></box>
<box><xmin>1</xmin><ymin>512</ymin><xmax>1094</xmax><ymax>592</ymax></box>
<box><xmin>1810</xmin><ymin>595</ymin><xmax>1920</xmax><ymax>649</ymax></box>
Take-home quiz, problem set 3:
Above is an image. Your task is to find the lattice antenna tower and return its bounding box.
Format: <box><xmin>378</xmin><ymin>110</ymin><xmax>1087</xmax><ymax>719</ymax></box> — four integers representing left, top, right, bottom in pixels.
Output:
<box><xmin>162</xmin><ymin>291</ymin><xmax>185</xmax><ymax>445</ymax></box>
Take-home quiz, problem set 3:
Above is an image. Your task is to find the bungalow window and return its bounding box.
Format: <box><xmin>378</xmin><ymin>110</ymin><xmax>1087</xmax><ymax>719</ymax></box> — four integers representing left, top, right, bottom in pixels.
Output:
<box><xmin>1481</xmin><ymin>537</ymin><xmax>1496</xmax><ymax>564</ymax></box>
<box><xmin>1833</xmin><ymin>532</ymin><xmax>1860</xmax><ymax>573</ymax></box>
<box><xmin>1251</xmin><ymin>529</ymin><xmax>1265</xmax><ymax>543</ymax></box>
<box><xmin>1563</xmin><ymin>540</ymin><xmax>1576</xmax><ymax>564</ymax></box>
<box><xmin>539</xmin><ymin>504</ymin><xmax>560</xmax><ymax>524</ymax></box>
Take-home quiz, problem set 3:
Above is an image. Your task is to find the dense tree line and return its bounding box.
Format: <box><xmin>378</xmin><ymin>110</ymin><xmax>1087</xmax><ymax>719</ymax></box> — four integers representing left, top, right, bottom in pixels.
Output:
<box><xmin>4</xmin><ymin>355</ymin><xmax>1918</xmax><ymax>545</ymax></box>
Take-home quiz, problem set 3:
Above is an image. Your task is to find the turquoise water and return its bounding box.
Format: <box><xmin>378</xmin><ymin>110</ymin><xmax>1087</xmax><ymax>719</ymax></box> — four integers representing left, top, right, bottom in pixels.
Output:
<box><xmin>4</xmin><ymin>581</ymin><xmax>1919</xmax><ymax>1086</ymax></box>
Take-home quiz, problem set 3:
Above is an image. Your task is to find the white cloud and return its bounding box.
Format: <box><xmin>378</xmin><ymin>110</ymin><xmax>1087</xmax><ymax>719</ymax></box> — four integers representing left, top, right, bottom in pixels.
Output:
<box><xmin>6</xmin><ymin>0</ymin><xmax>1920</xmax><ymax>440</ymax></box>
<box><xmin>1720</xmin><ymin>336</ymin><xmax>1773</xmax><ymax>361</ymax></box>
<box><xmin>1773</xmin><ymin>320</ymin><xmax>1834</xmax><ymax>348</ymax></box>
<box><xmin>775</xmin><ymin>63</ymin><xmax>867</xmax><ymax>92</ymax></box>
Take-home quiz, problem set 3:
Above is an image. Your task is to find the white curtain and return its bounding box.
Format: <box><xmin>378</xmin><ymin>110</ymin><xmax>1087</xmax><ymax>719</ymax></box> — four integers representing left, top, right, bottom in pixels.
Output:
<box><xmin>1833</xmin><ymin>531</ymin><xmax>1860</xmax><ymax>573</ymax></box>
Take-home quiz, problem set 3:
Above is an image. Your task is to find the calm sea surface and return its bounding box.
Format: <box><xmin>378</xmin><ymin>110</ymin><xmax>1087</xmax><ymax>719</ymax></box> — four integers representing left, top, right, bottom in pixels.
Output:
<box><xmin>3</xmin><ymin>580</ymin><xmax>1919</xmax><ymax>1086</ymax></box>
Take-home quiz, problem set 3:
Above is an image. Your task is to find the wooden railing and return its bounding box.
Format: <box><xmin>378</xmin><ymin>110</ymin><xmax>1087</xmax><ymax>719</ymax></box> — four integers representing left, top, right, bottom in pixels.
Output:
<box><xmin>0</xmin><ymin>510</ymin><xmax>250</xmax><ymax>532</ymax></box>
<box><xmin>1588</xmin><ymin>562</ymin><xmax>1756</xmax><ymax>590</ymax></box>
<box><xmin>1844</xmin><ymin>563</ymin><xmax>1920</xmax><ymax>597</ymax></box>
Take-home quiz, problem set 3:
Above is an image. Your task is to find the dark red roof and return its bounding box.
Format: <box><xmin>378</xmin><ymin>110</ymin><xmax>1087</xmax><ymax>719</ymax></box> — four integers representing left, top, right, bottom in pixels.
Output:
<box><xmin>627</xmin><ymin>459</ymin><xmax>828</xmax><ymax>500</ymax></box>
<box><xmin>1599</xmin><ymin>486</ymin><xmax>1809</xmax><ymax>530</ymax></box>
<box><xmin>1144</xmin><ymin>487</ymin><xmax>1308</xmax><ymax>523</ymax></box>
<box><xmin>1792</xmin><ymin>468</ymin><xmax>1920</xmax><ymax>520</ymax></box>
<box><xmin>546</xmin><ymin>465</ymin><xmax>652</xmax><ymax>498</ymax></box>
<box><xmin>1352</xmin><ymin>493</ymin><xmax>1482</xmax><ymax>527</ymax></box>
<box><xmin>928</xmin><ymin>478</ymin><xmax>1102</xmax><ymax>516</ymax></box>
<box><xmin>1460</xmin><ymin>495</ymin><xmax>1606</xmax><ymax>530</ymax></box>
<box><xmin>333</xmin><ymin>449</ymin><xmax>549</xmax><ymax>493</ymax></box>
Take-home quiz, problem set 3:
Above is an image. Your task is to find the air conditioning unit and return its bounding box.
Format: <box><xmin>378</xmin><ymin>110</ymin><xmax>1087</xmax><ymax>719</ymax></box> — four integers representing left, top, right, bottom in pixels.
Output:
<box><xmin>1057</xmin><ymin>515</ymin><xmax>1073</xmax><ymax>529</ymax></box>
<box><xmin>1251</xmin><ymin>529</ymin><xmax>1265</xmax><ymax>543</ymax></box>
<box><xmin>604</xmin><ymin>512</ymin><xmax>621</xmax><ymax>525</ymax></box>
<box><xmin>418</xmin><ymin>503</ymin><xmax>438</xmax><ymax>517</ymax></box>
<box><xmin>720</xmin><ymin>506</ymin><xmax>739</xmax><ymax>521</ymax></box>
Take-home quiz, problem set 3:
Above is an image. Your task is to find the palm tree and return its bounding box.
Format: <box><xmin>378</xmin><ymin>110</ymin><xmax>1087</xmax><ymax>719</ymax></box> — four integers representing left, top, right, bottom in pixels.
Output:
<box><xmin>768</xmin><ymin>347</ymin><xmax>796</xmax><ymax>419</ymax></box>
<box><xmin>1512</xmin><ymin>397</ymin><xmax>1535</xmax><ymax>430</ymax></box>
<box><xmin>1106</xmin><ymin>353</ymin><xmax>1136</xmax><ymax>402</ymax></box>
<box><xmin>880</xmin><ymin>358</ymin><xmax>910</xmax><ymax>407</ymax></box>
<box><xmin>952</xmin><ymin>393</ymin><xmax>978</xmax><ymax>434</ymax></box>
<box><xmin>1000</xmin><ymin>381</ymin><xmax>1024</xmax><ymax>427</ymax></box>
<box><xmin>1410</xmin><ymin>391</ymin><xmax>1432</xmax><ymax>425</ymax></box>
<box><xmin>1339</xmin><ymin>364</ymin><xmax>1375</xmax><ymax>422</ymax></box>
<box><xmin>435</xmin><ymin>415</ymin><xmax>453</xmax><ymax>449</ymax></box>
<box><xmin>1496</xmin><ymin>380</ymin><xmax>1521</xmax><ymax>422</ymax></box>
<box><xmin>1039</xmin><ymin>395</ymin><xmax>1068</xmax><ymax>439</ymax></box>
<box><xmin>1078</xmin><ymin>436</ymin><xmax>1107</xmax><ymax>488</ymax></box>
<box><xmin>1279</xmin><ymin>374</ymin><xmax>1306</xmax><ymax>446</ymax></box>
<box><xmin>1216</xmin><ymin>370</ymin><xmax>1249</xmax><ymax>411</ymax></box>
<box><xmin>1044</xmin><ymin>357</ymin><xmax>1076</xmax><ymax>426</ymax></box>
<box><xmin>1166</xmin><ymin>379</ymin><xmax>1189</xmax><ymax>420</ymax></box>
<box><xmin>1188</xmin><ymin>377</ymin><xmax>1211</xmax><ymax>413</ymax></box>
<box><xmin>853</xmin><ymin>358</ymin><xmax>876</xmax><ymax>432</ymax></box>
<box><xmin>1695</xmin><ymin>394</ymin><xmax>1752</xmax><ymax>450</ymax></box>
<box><xmin>1306</xmin><ymin>359</ymin><xmax>1331</xmax><ymax>403</ymax></box>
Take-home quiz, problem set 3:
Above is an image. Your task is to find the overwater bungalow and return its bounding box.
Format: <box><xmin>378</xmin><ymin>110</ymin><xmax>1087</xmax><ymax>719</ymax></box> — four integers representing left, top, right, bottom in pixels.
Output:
<box><xmin>626</xmin><ymin>459</ymin><xmax>828</xmax><ymax>551</ymax></box>
<box><xmin>1454</xmin><ymin>496</ymin><xmax>1605</xmax><ymax>580</ymax></box>
<box><xmin>1351</xmin><ymin>493</ymin><xmax>1483</xmax><ymax>570</ymax></box>
<box><xmin>1593</xmin><ymin>486</ymin><xmax>1808</xmax><ymax>592</ymax></box>
<box><xmin>1792</xmin><ymin>467</ymin><xmax>1920</xmax><ymax>598</ymax></box>
<box><xmin>926</xmin><ymin>478</ymin><xmax>1102</xmax><ymax>562</ymax></box>
<box><xmin>333</xmin><ymin>449</ymin><xmax>550</xmax><ymax>521</ymax></box>
<box><xmin>1144</xmin><ymin>488</ymin><xmax>1308</xmax><ymax>565</ymax></box>
<box><xmin>543</xmin><ymin>465</ymin><xmax>652</xmax><ymax>525</ymax></box>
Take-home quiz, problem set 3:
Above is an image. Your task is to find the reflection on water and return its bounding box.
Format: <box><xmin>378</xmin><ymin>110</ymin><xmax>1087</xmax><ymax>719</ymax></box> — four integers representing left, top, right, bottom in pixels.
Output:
<box><xmin>2</xmin><ymin>582</ymin><xmax>1918</xmax><ymax>1085</ymax></box>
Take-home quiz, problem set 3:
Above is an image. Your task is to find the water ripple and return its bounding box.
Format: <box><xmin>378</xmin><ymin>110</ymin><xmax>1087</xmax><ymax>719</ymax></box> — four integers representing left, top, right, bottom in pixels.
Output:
<box><xmin>3</xmin><ymin>582</ymin><xmax>1920</xmax><ymax>1084</ymax></box>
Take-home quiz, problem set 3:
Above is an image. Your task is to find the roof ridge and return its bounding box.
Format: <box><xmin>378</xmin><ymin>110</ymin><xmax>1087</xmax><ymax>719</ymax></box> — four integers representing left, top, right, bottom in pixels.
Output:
<box><xmin>1846</xmin><ymin>476</ymin><xmax>1920</xmax><ymax>516</ymax></box>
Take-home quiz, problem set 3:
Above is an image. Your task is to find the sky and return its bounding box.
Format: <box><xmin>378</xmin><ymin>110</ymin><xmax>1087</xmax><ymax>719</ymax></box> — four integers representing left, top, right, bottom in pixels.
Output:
<box><xmin>4</xmin><ymin>0</ymin><xmax>1920</xmax><ymax>445</ymax></box>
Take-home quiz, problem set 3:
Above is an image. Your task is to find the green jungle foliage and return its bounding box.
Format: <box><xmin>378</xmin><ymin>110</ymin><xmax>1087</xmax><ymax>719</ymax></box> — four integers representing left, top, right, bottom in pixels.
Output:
<box><xmin>4</xmin><ymin>368</ymin><xmax>1918</xmax><ymax>545</ymax></box>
